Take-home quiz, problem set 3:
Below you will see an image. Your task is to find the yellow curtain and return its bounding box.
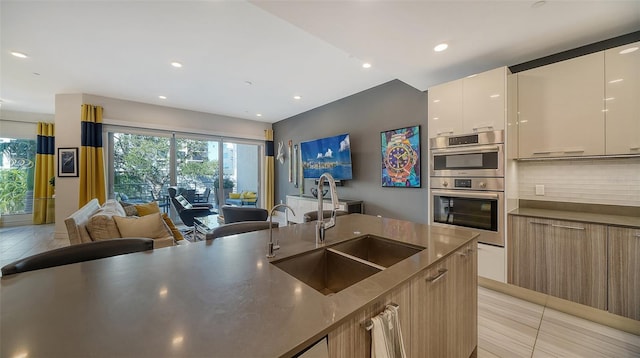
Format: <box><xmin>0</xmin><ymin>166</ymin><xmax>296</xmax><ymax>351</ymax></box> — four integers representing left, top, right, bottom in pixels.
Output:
<box><xmin>79</xmin><ymin>104</ymin><xmax>106</xmax><ymax>207</ymax></box>
<box><xmin>33</xmin><ymin>122</ymin><xmax>55</xmax><ymax>224</ymax></box>
<box><xmin>264</xmin><ymin>129</ymin><xmax>275</xmax><ymax>210</ymax></box>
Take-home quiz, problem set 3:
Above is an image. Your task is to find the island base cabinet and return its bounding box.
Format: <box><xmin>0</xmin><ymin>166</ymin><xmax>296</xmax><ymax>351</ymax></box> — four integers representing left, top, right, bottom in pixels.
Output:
<box><xmin>608</xmin><ymin>227</ymin><xmax>640</xmax><ymax>320</ymax></box>
<box><xmin>327</xmin><ymin>280</ymin><xmax>411</xmax><ymax>357</ymax></box>
<box><xmin>327</xmin><ymin>240</ymin><xmax>478</xmax><ymax>357</ymax></box>
<box><xmin>411</xmin><ymin>241</ymin><xmax>477</xmax><ymax>358</ymax></box>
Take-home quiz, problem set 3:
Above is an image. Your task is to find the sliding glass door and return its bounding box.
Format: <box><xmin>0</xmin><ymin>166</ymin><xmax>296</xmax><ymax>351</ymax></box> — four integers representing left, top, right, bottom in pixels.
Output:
<box><xmin>107</xmin><ymin>127</ymin><xmax>263</xmax><ymax>214</ymax></box>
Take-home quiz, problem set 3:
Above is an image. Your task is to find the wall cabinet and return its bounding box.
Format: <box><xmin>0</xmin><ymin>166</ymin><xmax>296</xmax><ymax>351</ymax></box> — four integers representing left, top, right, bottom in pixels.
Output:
<box><xmin>286</xmin><ymin>195</ymin><xmax>363</xmax><ymax>224</ymax></box>
<box><xmin>605</xmin><ymin>41</ymin><xmax>640</xmax><ymax>155</ymax></box>
<box><xmin>428</xmin><ymin>67</ymin><xmax>507</xmax><ymax>138</ymax></box>
<box><xmin>607</xmin><ymin>226</ymin><xmax>640</xmax><ymax>320</ymax></box>
<box><xmin>508</xmin><ymin>216</ymin><xmax>607</xmax><ymax>310</ymax></box>
<box><xmin>328</xmin><ymin>240</ymin><xmax>477</xmax><ymax>357</ymax></box>
<box><xmin>517</xmin><ymin>52</ymin><xmax>605</xmax><ymax>158</ymax></box>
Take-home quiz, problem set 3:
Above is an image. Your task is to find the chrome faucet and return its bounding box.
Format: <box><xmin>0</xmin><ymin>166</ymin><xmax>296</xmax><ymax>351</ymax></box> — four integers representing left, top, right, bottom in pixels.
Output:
<box><xmin>316</xmin><ymin>172</ymin><xmax>339</xmax><ymax>246</ymax></box>
<box><xmin>267</xmin><ymin>203</ymin><xmax>295</xmax><ymax>258</ymax></box>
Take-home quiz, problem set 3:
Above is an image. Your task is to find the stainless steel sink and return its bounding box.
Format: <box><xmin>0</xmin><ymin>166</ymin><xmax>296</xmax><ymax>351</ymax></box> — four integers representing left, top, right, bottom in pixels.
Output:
<box><xmin>272</xmin><ymin>235</ymin><xmax>424</xmax><ymax>296</ymax></box>
<box><xmin>330</xmin><ymin>234</ymin><xmax>425</xmax><ymax>268</ymax></box>
<box><xmin>272</xmin><ymin>248</ymin><xmax>382</xmax><ymax>296</ymax></box>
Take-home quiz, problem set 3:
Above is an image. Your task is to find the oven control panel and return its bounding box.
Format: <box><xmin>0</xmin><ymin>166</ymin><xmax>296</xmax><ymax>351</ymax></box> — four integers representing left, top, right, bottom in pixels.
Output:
<box><xmin>430</xmin><ymin>177</ymin><xmax>504</xmax><ymax>191</ymax></box>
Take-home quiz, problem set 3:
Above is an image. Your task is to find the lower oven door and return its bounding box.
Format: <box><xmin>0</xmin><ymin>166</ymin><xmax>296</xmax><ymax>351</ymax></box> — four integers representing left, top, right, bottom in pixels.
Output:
<box><xmin>431</xmin><ymin>189</ymin><xmax>504</xmax><ymax>247</ymax></box>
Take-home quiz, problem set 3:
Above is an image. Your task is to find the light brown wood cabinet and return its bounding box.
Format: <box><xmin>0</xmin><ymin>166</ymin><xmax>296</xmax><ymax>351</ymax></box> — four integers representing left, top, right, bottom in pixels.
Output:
<box><xmin>410</xmin><ymin>241</ymin><xmax>477</xmax><ymax>358</ymax></box>
<box><xmin>328</xmin><ymin>240</ymin><xmax>478</xmax><ymax>357</ymax></box>
<box><xmin>607</xmin><ymin>226</ymin><xmax>640</xmax><ymax>320</ymax></box>
<box><xmin>508</xmin><ymin>216</ymin><xmax>607</xmax><ymax>310</ymax></box>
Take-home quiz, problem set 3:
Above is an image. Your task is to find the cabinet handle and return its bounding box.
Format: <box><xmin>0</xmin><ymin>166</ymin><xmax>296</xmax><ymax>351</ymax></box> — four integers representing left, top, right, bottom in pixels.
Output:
<box><xmin>532</xmin><ymin>151</ymin><xmax>552</xmax><ymax>155</ymax></box>
<box><xmin>437</xmin><ymin>130</ymin><xmax>454</xmax><ymax>136</ymax></box>
<box><xmin>529</xmin><ymin>221</ymin><xmax>549</xmax><ymax>226</ymax></box>
<box><xmin>472</xmin><ymin>125</ymin><xmax>494</xmax><ymax>132</ymax></box>
<box><xmin>552</xmin><ymin>224</ymin><xmax>585</xmax><ymax>230</ymax></box>
<box><xmin>426</xmin><ymin>268</ymin><xmax>448</xmax><ymax>283</ymax></box>
<box><xmin>630</xmin><ymin>146</ymin><xmax>640</xmax><ymax>150</ymax></box>
<box><xmin>563</xmin><ymin>149</ymin><xmax>585</xmax><ymax>154</ymax></box>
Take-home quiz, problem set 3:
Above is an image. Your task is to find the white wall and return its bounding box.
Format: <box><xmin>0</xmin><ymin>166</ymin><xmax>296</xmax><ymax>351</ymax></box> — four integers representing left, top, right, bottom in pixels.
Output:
<box><xmin>518</xmin><ymin>157</ymin><xmax>640</xmax><ymax>207</ymax></box>
<box><xmin>52</xmin><ymin>93</ymin><xmax>272</xmax><ymax>238</ymax></box>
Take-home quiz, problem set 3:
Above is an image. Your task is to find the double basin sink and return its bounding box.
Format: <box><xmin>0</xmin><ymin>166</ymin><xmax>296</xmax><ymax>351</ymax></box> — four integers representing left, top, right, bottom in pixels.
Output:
<box><xmin>272</xmin><ymin>235</ymin><xmax>425</xmax><ymax>296</ymax></box>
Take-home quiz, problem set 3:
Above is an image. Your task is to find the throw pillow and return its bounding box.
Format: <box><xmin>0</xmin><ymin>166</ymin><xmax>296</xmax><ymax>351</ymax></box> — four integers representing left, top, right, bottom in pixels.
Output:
<box><xmin>119</xmin><ymin>201</ymin><xmax>138</xmax><ymax>216</ymax></box>
<box><xmin>162</xmin><ymin>213</ymin><xmax>184</xmax><ymax>241</ymax></box>
<box><xmin>135</xmin><ymin>201</ymin><xmax>160</xmax><ymax>216</ymax></box>
<box><xmin>113</xmin><ymin>213</ymin><xmax>173</xmax><ymax>241</ymax></box>
<box><xmin>103</xmin><ymin>199</ymin><xmax>126</xmax><ymax>217</ymax></box>
<box><xmin>86</xmin><ymin>202</ymin><xmax>125</xmax><ymax>241</ymax></box>
<box><xmin>229</xmin><ymin>193</ymin><xmax>241</xmax><ymax>199</ymax></box>
<box><xmin>86</xmin><ymin>214</ymin><xmax>122</xmax><ymax>241</ymax></box>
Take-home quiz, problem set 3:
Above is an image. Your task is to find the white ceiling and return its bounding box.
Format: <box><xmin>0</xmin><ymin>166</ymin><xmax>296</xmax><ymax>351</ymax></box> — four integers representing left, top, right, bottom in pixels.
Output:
<box><xmin>1</xmin><ymin>1</ymin><xmax>639</xmax><ymax>123</ymax></box>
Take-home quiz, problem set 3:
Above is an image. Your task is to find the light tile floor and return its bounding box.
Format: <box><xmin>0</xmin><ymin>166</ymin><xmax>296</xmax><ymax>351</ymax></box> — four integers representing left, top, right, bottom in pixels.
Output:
<box><xmin>2</xmin><ymin>224</ymin><xmax>639</xmax><ymax>357</ymax></box>
<box><xmin>478</xmin><ymin>286</ymin><xmax>640</xmax><ymax>358</ymax></box>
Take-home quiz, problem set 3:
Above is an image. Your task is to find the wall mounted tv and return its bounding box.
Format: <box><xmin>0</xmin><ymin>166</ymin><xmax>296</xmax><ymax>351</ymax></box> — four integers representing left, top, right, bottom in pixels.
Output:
<box><xmin>300</xmin><ymin>133</ymin><xmax>353</xmax><ymax>180</ymax></box>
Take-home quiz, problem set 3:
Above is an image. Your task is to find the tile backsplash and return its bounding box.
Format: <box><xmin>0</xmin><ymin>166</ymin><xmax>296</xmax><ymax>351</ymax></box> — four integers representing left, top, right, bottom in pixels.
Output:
<box><xmin>517</xmin><ymin>157</ymin><xmax>640</xmax><ymax>207</ymax></box>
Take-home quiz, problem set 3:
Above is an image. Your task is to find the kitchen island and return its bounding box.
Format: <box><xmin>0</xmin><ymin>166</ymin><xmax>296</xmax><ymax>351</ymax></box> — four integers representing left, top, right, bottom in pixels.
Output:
<box><xmin>1</xmin><ymin>214</ymin><xmax>478</xmax><ymax>357</ymax></box>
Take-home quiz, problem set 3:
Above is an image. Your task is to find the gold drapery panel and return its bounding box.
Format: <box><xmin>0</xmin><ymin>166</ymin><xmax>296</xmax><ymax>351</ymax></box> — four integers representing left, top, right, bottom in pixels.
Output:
<box><xmin>79</xmin><ymin>104</ymin><xmax>106</xmax><ymax>207</ymax></box>
<box><xmin>264</xmin><ymin>129</ymin><xmax>274</xmax><ymax>210</ymax></box>
<box><xmin>33</xmin><ymin>122</ymin><xmax>55</xmax><ymax>224</ymax></box>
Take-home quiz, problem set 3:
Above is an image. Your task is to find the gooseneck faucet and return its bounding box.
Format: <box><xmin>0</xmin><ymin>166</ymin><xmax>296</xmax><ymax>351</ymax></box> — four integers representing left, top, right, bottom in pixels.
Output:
<box><xmin>316</xmin><ymin>172</ymin><xmax>340</xmax><ymax>246</ymax></box>
<box><xmin>267</xmin><ymin>203</ymin><xmax>295</xmax><ymax>258</ymax></box>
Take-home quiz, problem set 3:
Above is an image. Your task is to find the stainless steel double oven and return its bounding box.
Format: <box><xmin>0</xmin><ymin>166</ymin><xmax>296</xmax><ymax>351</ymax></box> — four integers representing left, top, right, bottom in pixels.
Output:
<box><xmin>430</xmin><ymin>131</ymin><xmax>505</xmax><ymax>247</ymax></box>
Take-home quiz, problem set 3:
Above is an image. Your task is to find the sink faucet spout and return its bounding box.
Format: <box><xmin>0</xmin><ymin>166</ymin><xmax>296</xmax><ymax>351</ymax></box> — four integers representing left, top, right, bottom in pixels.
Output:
<box><xmin>267</xmin><ymin>204</ymin><xmax>295</xmax><ymax>258</ymax></box>
<box><xmin>316</xmin><ymin>172</ymin><xmax>339</xmax><ymax>246</ymax></box>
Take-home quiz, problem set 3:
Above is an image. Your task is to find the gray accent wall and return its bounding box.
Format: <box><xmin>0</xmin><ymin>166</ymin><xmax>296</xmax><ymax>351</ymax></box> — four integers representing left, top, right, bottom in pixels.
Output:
<box><xmin>273</xmin><ymin>80</ymin><xmax>429</xmax><ymax>223</ymax></box>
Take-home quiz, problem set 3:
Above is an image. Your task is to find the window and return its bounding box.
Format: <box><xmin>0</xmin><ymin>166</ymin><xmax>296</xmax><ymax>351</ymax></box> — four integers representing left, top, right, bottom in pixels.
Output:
<box><xmin>0</xmin><ymin>138</ymin><xmax>36</xmax><ymax>215</ymax></box>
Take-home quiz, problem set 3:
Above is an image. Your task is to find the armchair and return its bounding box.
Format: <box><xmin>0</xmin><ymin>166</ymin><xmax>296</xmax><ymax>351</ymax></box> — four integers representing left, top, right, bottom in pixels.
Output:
<box><xmin>170</xmin><ymin>194</ymin><xmax>217</xmax><ymax>241</ymax></box>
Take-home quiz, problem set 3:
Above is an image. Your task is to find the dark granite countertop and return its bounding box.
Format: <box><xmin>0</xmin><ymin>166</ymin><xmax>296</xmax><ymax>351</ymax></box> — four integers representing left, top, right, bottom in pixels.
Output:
<box><xmin>1</xmin><ymin>214</ymin><xmax>478</xmax><ymax>357</ymax></box>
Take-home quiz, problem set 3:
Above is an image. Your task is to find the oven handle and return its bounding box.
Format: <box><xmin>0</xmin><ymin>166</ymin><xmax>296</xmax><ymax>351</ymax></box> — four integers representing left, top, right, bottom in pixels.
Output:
<box><xmin>431</xmin><ymin>145</ymin><xmax>501</xmax><ymax>155</ymax></box>
<box><xmin>431</xmin><ymin>189</ymin><xmax>500</xmax><ymax>200</ymax></box>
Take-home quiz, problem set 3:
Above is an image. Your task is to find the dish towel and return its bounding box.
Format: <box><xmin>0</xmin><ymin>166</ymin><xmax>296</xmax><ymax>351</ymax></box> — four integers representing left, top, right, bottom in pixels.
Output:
<box><xmin>371</xmin><ymin>305</ymin><xmax>407</xmax><ymax>358</ymax></box>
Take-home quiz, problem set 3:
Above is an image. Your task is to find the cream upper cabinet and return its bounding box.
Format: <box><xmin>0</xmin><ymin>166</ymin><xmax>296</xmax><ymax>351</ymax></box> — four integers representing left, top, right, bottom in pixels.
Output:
<box><xmin>428</xmin><ymin>79</ymin><xmax>463</xmax><ymax>137</ymax></box>
<box><xmin>428</xmin><ymin>67</ymin><xmax>507</xmax><ymax>138</ymax></box>
<box><xmin>517</xmin><ymin>52</ymin><xmax>605</xmax><ymax>158</ymax></box>
<box><xmin>605</xmin><ymin>41</ymin><xmax>640</xmax><ymax>155</ymax></box>
<box><xmin>463</xmin><ymin>67</ymin><xmax>507</xmax><ymax>133</ymax></box>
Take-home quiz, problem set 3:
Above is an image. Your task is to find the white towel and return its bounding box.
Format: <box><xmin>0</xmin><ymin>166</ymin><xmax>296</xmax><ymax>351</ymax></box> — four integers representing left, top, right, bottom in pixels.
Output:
<box><xmin>371</xmin><ymin>305</ymin><xmax>407</xmax><ymax>358</ymax></box>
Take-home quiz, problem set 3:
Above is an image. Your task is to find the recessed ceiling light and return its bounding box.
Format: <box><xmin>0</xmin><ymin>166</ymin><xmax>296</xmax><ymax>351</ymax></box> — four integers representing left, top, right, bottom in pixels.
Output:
<box><xmin>433</xmin><ymin>99</ymin><xmax>440</xmax><ymax>103</ymax></box>
<box><xmin>619</xmin><ymin>47</ymin><xmax>639</xmax><ymax>55</ymax></box>
<box><xmin>158</xmin><ymin>95</ymin><xmax>167</xmax><ymax>99</ymax></box>
<box><xmin>490</xmin><ymin>94</ymin><xmax>500</xmax><ymax>98</ymax></box>
<box><xmin>11</xmin><ymin>51</ymin><xmax>28</xmax><ymax>58</ymax></box>
<box><xmin>256</xmin><ymin>113</ymin><xmax>263</xmax><ymax>117</ymax></box>
<box><xmin>608</xmin><ymin>78</ymin><xmax>624</xmax><ymax>84</ymax></box>
<box><xmin>434</xmin><ymin>43</ymin><xmax>448</xmax><ymax>52</ymax></box>
<box><xmin>362</xmin><ymin>63</ymin><xmax>372</xmax><ymax>69</ymax></box>
<box><xmin>467</xmin><ymin>74</ymin><xmax>478</xmax><ymax>78</ymax></box>
<box><xmin>293</xmin><ymin>95</ymin><xmax>301</xmax><ymax>100</ymax></box>
<box><xmin>171</xmin><ymin>62</ymin><xmax>182</xmax><ymax>68</ymax></box>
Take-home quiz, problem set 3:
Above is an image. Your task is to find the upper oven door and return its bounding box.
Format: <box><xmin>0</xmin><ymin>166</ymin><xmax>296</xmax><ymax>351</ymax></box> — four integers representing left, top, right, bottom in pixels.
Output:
<box><xmin>430</xmin><ymin>144</ymin><xmax>504</xmax><ymax>177</ymax></box>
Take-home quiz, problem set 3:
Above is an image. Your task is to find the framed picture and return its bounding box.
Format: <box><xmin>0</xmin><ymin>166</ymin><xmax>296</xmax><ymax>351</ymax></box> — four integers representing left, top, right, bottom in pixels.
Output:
<box><xmin>58</xmin><ymin>147</ymin><xmax>79</xmax><ymax>177</ymax></box>
<box><xmin>381</xmin><ymin>125</ymin><xmax>421</xmax><ymax>187</ymax></box>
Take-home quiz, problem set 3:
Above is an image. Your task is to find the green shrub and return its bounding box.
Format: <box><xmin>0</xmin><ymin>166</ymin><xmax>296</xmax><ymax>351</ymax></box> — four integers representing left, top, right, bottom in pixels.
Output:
<box><xmin>0</xmin><ymin>169</ymin><xmax>28</xmax><ymax>214</ymax></box>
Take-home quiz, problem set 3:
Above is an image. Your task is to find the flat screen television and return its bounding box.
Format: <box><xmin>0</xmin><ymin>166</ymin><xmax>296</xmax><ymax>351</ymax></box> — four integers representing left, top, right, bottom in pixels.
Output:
<box><xmin>300</xmin><ymin>133</ymin><xmax>353</xmax><ymax>180</ymax></box>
